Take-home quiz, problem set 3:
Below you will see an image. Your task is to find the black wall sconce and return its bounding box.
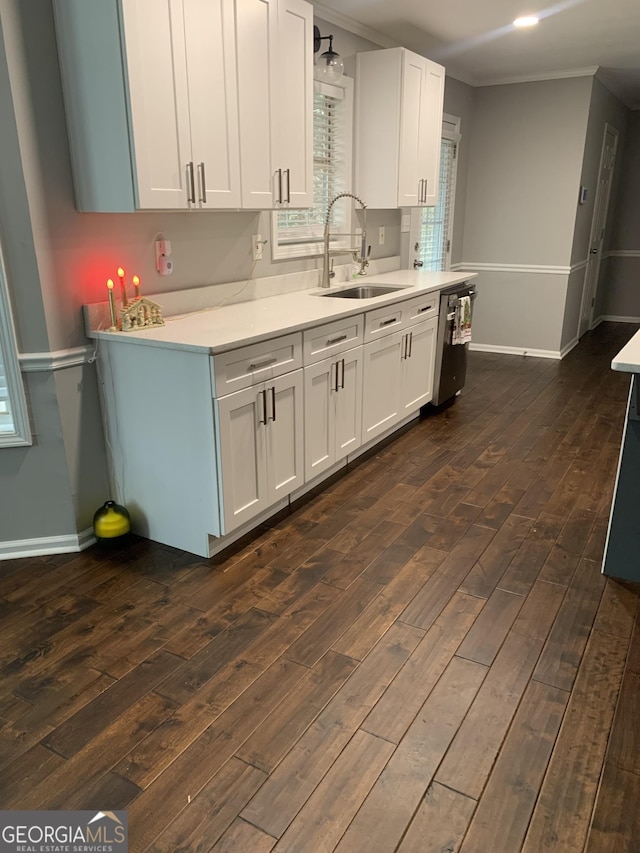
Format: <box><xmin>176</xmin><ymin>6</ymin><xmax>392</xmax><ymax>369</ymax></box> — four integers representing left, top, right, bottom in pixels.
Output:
<box><xmin>313</xmin><ymin>25</ymin><xmax>344</xmax><ymax>82</ymax></box>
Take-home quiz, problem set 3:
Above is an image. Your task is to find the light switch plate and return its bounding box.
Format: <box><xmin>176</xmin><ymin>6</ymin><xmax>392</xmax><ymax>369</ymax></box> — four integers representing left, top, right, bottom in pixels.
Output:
<box><xmin>378</xmin><ymin>226</ymin><xmax>385</xmax><ymax>245</ymax></box>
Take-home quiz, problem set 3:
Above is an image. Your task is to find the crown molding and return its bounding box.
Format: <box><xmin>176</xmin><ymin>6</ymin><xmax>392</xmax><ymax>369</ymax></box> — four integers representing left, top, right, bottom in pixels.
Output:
<box><xmin>475</xmin><ymin>66</ymin><xmax>599</xmax><ymax>88</ymax></box>
<box><xmin>312</xmin><ymin>3</ymin><xmax>398</xmax><ymax>48</ymax></box>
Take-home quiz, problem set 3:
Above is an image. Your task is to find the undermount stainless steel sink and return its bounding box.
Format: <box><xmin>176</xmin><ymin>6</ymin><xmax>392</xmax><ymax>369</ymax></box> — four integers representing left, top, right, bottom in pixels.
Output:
<box><xmin>316</xmin><ymin>284</ymin><xmax>408</xmax><ymax>299</ymax></box>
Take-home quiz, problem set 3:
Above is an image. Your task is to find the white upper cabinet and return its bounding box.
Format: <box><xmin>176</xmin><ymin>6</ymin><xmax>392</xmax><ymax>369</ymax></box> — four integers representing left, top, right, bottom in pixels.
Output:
<box><xmin>355</xmin><ymin>47</ymin><xmax>445</xmax><ymax>208</ymax></box>
<box><xmin>236</xmin><ymin>0</ymin><xmax>313</xmax><ymax>208</ymax></box>
<box><xmin>54</xmin><ymin>0</ymin><xmax>312</xmax><ymax>212</ymax></box>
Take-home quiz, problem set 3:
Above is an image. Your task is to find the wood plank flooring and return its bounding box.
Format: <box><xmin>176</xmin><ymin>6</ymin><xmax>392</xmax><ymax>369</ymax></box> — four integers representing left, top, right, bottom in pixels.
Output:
<box><xmin>2</xmin><ymin>321</ymin><xmax>640</xmax><ymax>852</ymax></box>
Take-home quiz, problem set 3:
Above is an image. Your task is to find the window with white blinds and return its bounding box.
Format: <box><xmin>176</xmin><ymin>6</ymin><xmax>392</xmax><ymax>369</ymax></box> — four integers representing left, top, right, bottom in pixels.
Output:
<box><xmin>272</xmin><ymin>78</ymin><xmax>353</xmax><ymax>259</ymax></box>
<box><xmin>418</xmin><ymin>117</ymin><xmax>460</xmax><ymax>272</ymax></box>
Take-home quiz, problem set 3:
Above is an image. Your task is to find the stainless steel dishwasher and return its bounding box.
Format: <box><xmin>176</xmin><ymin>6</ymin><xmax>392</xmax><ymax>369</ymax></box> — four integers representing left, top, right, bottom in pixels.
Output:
<box><xmin>430</xmin><ymin>281</ymin><xmax>477</xmax><ymax>406</ymax></box>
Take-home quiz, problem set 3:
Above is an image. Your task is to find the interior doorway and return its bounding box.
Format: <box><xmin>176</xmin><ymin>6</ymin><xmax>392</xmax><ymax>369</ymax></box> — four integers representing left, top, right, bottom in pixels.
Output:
<box><xmin>578</xmin><ymin>123</ymin><xmax>618</xmax><ymax>338</ymax></box>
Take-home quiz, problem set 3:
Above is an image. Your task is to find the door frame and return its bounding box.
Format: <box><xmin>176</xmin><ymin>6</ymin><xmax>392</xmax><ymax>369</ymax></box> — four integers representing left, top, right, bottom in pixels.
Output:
<box><xmin>578</xmin><ymin>122</ymin><xmax>619</xmax><ymax>337</ymax></box>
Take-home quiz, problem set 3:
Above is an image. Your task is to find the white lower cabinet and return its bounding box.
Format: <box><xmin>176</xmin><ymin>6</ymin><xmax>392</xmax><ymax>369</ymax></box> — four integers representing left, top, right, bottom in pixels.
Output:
<box><xmin>304</xmin><ymin>347</ymin><xmax>363</xmax><ymax>481</ymax></box>
<box><xmin>362</xmin><ymin>315</ymin><xmax>438</xmax><ymax>443</ymax></box>
<box><xmin>216</xmin><ymin>369</ymin><xmax>304</xmax><ymax>534</ymax></box>
<box><xmin>401</xmin><ymin>317</ymin><xmax>438</xmax><ymax>415</ymax></box>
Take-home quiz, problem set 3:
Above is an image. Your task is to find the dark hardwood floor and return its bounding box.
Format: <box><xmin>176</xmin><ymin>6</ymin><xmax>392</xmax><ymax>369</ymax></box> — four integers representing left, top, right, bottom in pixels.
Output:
<box><xmin>2</xmin><ymin>321</ymin><xmax>640</xmax><ymax>852</ymax></box>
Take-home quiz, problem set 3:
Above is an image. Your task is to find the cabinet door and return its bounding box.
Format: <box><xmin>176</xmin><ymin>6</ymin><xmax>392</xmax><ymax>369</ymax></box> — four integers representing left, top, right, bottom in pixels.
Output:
<box><xmin>120</xmin><ymin>0</ymin><xmax>192</xmax><ymax>209</ymax></box>
<box><xmin>266</xmin><ymin>370</ymin><xmax>304</xmax><ymax>503</ymax></box>
<box><xmin>362</xmin><ymin>331</ymin><xmax>404</xmax><ymax>443</ymax></box>
<box><xmin>397</xmin><ymin>51</ymin><xmax>428</xmax><ymax>207</ymax></box>
<box><xmin>335</xmin><ymin>348</ymin><xmax>363</xmax><ymax>459</ymax></box>
<box><xmin>236</xmin><ymin>0</ymin><xmax>278</xmax><ymax>207</ymax></box>
<box><xmin>216</xmin><ymin>384</ymin><xmax>269</xmax><ymax>534</ymax></box>
<box><xmin>276</xmin><ymin>0</ymin><xmax>313</xmax><ymax>207</ymax></box>
<box><xmin>304</xmin><ymin>358</ymin><xmax>337</xmax><ymax>482</ymax></box>
<box><xmin>401</xmin><ymin>317</ymin><xmax>438</xmax><ymax>414</ymax></box>
<box><xmin>183</xmin><ymin>0</ymin><xmax>241</xmax><ymax>207</ymax></box>
<box><xmin>420</xmin><ymin>60</ymin><xmax>445</xmax><ymax>207</ymax></box>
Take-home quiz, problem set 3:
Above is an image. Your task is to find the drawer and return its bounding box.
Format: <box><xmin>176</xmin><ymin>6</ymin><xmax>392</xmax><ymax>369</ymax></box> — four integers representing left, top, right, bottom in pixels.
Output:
<box><xmin>403</xmin><ymin>292</ymin><xmax>439</xmax><ymax>325</ymax></box>
<box><xmin>211</xmin><ymin>332</ymin><xmax>302</xmax><ymax>397</ymax></box>
<box><xmin>364</xmin><ymin>302</ymin><xmax>405</xmax><ymax>340</ymax></box>
<box><xmin>303</xmin><ymin>314</ymin><xmax>364</xmax><ymax>365</ymax></box>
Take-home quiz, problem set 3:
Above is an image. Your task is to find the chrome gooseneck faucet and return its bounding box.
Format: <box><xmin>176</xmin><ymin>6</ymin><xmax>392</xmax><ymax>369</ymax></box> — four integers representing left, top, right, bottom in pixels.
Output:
<box><xmin>321</xmin><ymin>192</ymin><xmax>368</xmax><ymax>288</ymax></box>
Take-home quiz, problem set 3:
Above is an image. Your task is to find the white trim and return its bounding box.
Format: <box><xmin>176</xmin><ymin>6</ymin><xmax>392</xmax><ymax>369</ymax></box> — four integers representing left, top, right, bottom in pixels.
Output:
<box><xmin>0</xmin><ymin>528</ymin><xmax>96</xmax><ymax>561</ymax></box>
<box><xmin>469</xmin><ymin>342</ymin><xmax>563</xmax><ymax>360</ymax></box>
<box><xmin>479</xmin><ymin>66</ymin><xmax>598</xmax><ymax>88</ymax></box>
<box><xmin>312</xmin><ymin>4</ymin><xmax>398</xmax><ymax>48</ymax></box>
<box><xmin>0</xmin><ymin>239</ymin><xmax>31</xmax><ymax>446</ymax></box>
<box><xmin>570</xmin><ymin>259</ymin><xmax>588</xmax><ymax>273</ymax></box>
<box><xmin>19</xmin><ymin>345</ymin><xmax>94</xmax><ymax>372</ymax></box>
<box><xmin>451</xmin><ymin>262</ymin><xmax>571</xmax><ymax>275</ymax></box>
<box><xmin>601</xmin><ymin>315</ymin><xmax>640</xmax><ymax>324</ymax></box>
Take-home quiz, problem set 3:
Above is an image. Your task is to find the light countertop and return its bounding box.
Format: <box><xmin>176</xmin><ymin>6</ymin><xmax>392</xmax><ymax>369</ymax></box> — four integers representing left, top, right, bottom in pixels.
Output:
<box><xmin>89</xmin><ymin>269</ymin><xmax>476</xmax><ymax>355</ymax></box>
<box><xmin>611</xmin><ymin>328</ymin><xmax>640</xmax><ymax>372</ymax></box>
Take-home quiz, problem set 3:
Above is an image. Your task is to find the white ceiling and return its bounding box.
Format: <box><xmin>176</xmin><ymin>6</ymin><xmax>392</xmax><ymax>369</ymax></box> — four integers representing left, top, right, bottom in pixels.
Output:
<box><xmin>314</xmin><ymin>0</ymin><xmax>640</xmax><ymax>108</ymax></box>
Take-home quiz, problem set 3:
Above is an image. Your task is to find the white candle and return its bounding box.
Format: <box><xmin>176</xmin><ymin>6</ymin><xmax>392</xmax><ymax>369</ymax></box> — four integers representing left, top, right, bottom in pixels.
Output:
<box><xmin>117</xmin><ymin>266</ymin><xmax>128</xmax><ymax>307</ymax></box>
<box><xmin>106</xmin><ymin>279</ymin><xmax>117</xmax><ymax>329</ymax></box>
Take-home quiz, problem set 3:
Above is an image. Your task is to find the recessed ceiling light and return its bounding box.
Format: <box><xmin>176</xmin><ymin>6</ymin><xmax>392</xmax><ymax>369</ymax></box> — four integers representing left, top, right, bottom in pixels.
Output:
<box><xmin>513</xmin><ymin>15</ymin><xmax>539</xmax><ymax>27</ymax></box>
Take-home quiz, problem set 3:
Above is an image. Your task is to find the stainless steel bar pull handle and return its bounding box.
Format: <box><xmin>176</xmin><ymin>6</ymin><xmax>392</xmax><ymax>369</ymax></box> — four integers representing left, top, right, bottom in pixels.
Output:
<box><xmin>270</xmin><ymin>386</ymin><xmax>276</xmax><ymax>422</ymax></box>
<box><xmin>340</xmin><ymin>358</ymin><xmax>345</xmax><ymax>389</ymax></box>
<box><xmin>187</xmin><ymin>162</ymin><xmax>196</xmax><ymax>204</ymax></box>
<box><xmin>408</xmin><ymin>331</ymin><xmax>413</xmax><ymax>358</ymax></box>
<box><xmin>418</xmin><ymin>179</ymin><xmax>423</xmax><ymax>203</ymax></box>
<box><xmin>198</xmin><ymin>162</ymin><xmax>207</xmax><ymax>203</ymax></box>
<box><xmin>284</xmin><ymin>168</ymin><xmax>291</xmax><ymax>203</ymax></box>
<box><xmin>277</xmin><ymin>169</ymin><xmax>283</xmax><ymax>204</ymax></box>
<box><xmin>381</xmin><ymin>318</ymin><xmax>398</xmax><ymax>327</ymax></box>
<box><xmin>248</xmin><ymin>356</ymin><xmax>278</xmax><ymax>371</ymax></box>
<box><xmin>258</xmin><ymin>389</ymin><xmax>267</xmax><ymax>425</ymax></box>
<box><xmin>334</xmin><ymin>361</ymin><xmax>339</xmax><ymax>393</ymax></box>
<box><xmin>327</xmin><ymin>334</ymin><xmax>348</xmax><ymax>345</ymax></box>
<box><xmin>422</xmin><ymin>178</ymin><xmax>428</xmax><ymax>203</ymax></box>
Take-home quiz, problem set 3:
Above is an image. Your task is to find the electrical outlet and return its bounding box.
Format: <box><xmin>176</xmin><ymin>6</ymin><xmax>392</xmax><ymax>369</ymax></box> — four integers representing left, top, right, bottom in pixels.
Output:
<box><xmin>252</xmin><ymin>235</ymin><xmax>264</xmax><ymax>261</ymax></box>
<box><xmin>378</xmin><ymin>226</ymin><xmax>385</xmax><ymax>246</ymax></box>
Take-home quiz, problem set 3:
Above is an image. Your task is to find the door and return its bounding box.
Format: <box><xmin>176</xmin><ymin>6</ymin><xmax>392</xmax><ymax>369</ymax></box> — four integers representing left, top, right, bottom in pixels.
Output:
<box><xmin>183</xmin><ymin>0</ymin><xmax>241</xmax><ymax>207</ymax></box>
<box><xmin>401</xmin><ymin>318</ymin><xmax>438</xmax><ymax>414</ymax></box>
<box><xmin>397</xmin><ymin>52</ymin><xmax>427</xmax><ymax>207</ymax></box>
<box><xmin>216</xmin><ymin>384</ymin><xmax>268</xmax><ymax>534</ymax></box>
<box><xmin>420</xmin><ymin>61</ymin><xmax>445</xmax><ymax>207</ymax></box>
<box><xmin>335</xmin><ymin>348</ymin><xmax>363</xmax><ymax>458</ymax></box>
<box><xmin>236</xmin><ymin>0</ymin><xmax>279</xmax><ymax>207</ymax></box>
<box><xmin>121</xmin><ymin>0</ymin><xmax>192</xmax><ymax>208</ymax></box>
<box><xmin>276</xmin><ymin>0</ymin><xmax>313</xmax><ymax>207</ymax></box>
<box><xmin>579</xmin><ymin>124</ymin><xmax>618</xmax><ymax>337</ymax></box>
<box><xmin>266</xmin><ymin>370</ymin><xmax>304</xmax><ymax>502</ymax></box>
<box><xmin>304</xmin><ymin>358</ymin><xmax>336</xmax><ymax>481</ymax></box>
<box><xmin>362</xmin><ymin>331</ymin><xmax>404</xmax><ymax>443</ymax></box>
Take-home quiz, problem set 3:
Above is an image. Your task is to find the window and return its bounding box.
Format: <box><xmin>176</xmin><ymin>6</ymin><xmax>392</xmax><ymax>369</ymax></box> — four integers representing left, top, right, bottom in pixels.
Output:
<box><xmin>272</xmin><ymin>77</ymin><xmax>353</xmax><ymax>259</ymax></box>
<box><xmin>0</xmin><ymin>239</ymin><xmax>31</xmax><ymax>446</ymax></box>
<box><xmin>411</xmin><ymin>115</ymin><xmax>460</xmax><ymax>272</ymax></box>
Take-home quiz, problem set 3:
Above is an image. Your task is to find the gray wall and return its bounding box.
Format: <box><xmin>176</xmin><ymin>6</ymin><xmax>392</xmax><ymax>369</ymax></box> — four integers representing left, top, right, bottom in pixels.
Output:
<box><xmin>462</xmin><ymin>77</ymin><xmax>592</xmax><ymax>266</ymax></box>
<box><xmin>0</xmin><ymin>3</ymin><xmax>79</xmax><ymax>545</ymax></box>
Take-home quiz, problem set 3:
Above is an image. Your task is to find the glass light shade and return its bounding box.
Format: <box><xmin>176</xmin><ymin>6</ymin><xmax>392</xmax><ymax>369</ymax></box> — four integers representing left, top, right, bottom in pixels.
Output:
<box><xmin>315</xmin><ymin>48</ymin><xmax>344</xmax><ymax>83</ymax></box>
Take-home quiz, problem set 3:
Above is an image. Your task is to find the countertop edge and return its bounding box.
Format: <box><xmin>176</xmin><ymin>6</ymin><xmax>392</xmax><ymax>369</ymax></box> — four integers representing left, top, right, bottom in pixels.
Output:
<box><xmin>88</xmin><ymin>270</ymin><xmax>477</xmax><ymax>356</ymax></box>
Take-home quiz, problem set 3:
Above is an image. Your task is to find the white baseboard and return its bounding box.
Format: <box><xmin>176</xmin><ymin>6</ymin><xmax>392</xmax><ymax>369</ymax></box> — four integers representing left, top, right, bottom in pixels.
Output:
<box><xmin>600</xmin><ymin>315</ymin><xmax>640</xmax><ymax>324</ymax></box>
<box><xmin>0</xmin><ymin>528</ymin><xmax>96</xmax><ymax>561</ymax></box>
<box><xmin>469</xmin><ymin>342</ymin><xmax>563</xmax><ymax>360</ymax></box>
<box><xmin>560</xmin><ymin>337</ymin><xmax>580</xmax><ymax>358</ymax></box>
